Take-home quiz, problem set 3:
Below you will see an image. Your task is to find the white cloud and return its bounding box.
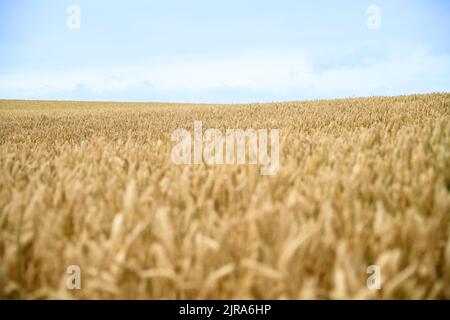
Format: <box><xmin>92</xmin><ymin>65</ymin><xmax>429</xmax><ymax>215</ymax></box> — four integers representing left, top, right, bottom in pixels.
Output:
<box><xmin>1</xmin><ymin>50</ymin><xmax>449</xmax><ymax>102</ymax></box>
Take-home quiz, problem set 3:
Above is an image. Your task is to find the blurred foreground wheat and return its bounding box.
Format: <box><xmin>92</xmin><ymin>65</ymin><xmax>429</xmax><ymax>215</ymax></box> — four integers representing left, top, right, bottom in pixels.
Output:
<box><xmin>0</xmin><ymin>94</ymin><xmax>449</xmax><ymax>299</ymax></box>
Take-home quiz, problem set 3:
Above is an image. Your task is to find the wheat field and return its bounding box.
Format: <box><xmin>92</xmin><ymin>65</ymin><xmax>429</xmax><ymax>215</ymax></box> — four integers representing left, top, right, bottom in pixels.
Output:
<box><xmin>0</xmin><ymin>94</ymin><xmax>449</xmax><ymax>299</ymax></box>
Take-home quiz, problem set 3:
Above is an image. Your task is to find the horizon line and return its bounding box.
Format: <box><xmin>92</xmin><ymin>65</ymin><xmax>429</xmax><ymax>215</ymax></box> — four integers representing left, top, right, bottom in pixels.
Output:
<box><xmin>1</xmin><ymin>92</ymin><xmax>449</xmax><ymax>107</ymax></box>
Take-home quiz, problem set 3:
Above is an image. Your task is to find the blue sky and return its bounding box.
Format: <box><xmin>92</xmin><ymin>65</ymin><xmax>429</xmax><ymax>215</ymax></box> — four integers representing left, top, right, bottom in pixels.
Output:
<box><xmin>0</xmin><ymin>0</ymin><xmax>449</xmax><ymax>103</ymax></box>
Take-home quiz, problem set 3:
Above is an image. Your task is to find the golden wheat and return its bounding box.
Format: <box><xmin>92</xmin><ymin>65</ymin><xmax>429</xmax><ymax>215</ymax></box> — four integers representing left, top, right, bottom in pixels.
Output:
<box><xmin>0</xmin><ymin>94</ymin><xmax>449</xmax><ymax>299</ymax></box>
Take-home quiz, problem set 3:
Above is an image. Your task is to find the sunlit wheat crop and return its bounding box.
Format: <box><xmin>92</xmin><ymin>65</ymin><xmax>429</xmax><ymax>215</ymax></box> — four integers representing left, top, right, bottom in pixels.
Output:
<box><xmin>0</xmin><ymin>94</ymin><xmax>449</xmax><ymax>299</ymax></box>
